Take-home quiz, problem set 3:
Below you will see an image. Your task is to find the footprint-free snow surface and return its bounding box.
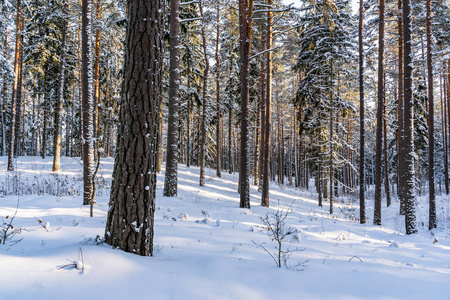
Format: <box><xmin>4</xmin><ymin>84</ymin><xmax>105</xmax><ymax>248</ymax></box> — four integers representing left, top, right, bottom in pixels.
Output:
<box><xmin>0</xmin><ymin>156</ymin><xmax>449</xmax><ymax>299</ymax></box>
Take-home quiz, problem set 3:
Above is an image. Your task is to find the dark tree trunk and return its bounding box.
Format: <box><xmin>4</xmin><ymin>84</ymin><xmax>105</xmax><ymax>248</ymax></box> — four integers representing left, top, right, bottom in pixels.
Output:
<box><xmin>163</xmin><ymin>0</ymin><xmax>180</xmax><ymax>196</ymax></box>
<box><xmin>215</xmin><ymin>2</ymin><xmax>222</xmax><ymax>178</ymax></box>
<box><xmin>199</xmin><ymin>1</ymin><xmax>209</xmax><ymax>187</ymax></box>
<box><xmin>261</xmin><ymin>0</ymin><xmax>272</xmax><ymax>208</ymax></box>
<box><xmin>398</xmin><ymin>0</ymin><xmax>406</xmax><ymax>214</ymax></box>
<box><xmin>239</xmin><ymin>0</ymin><xmax>253</xmax><ymax>208</ymax></box>
<box><xmin>383</xmin><ymin>75</ymin><xmax>391</xmax><ymax>206</ymax></box>
<box><xmin>442</xmin><ymin>73</ymin><xmax>449</xmax><ymax>195</ymax></box>
<box><xmin>1</xmin><ymin>34</ymin><xmax>7</xmax><ymax>157</ymax></box>
<box><xmin>426</xmin><ymin>0</ymin><xmax>436</xmax><ymax>230</ymax></box>
<box><xmin>329</xmin><ymin>62</ymin><xmax>334</xmax><ymax>214</ymax></box>
<box><xmin>403</xmin><ymin>0</ymin><xmax>418</xmax><ymax>234</ymax></box>
<box><xmin>82</xmin><ymin>0</ymin><xmax>95</xmax><ymax>206</ymax></box>
<box><xmin>7</xmin><ymin>1</ymin><xmax>22</xmax><ymax>171</ymax></box>
<box><xmin>53</xmin><ymin>0</ymin><xmax>68</xmax><ymax>172</ymax></box>
<box><xmin>14</xmin><ymin>7</ymin><xmax>24</xmax><ymax>158</ymax></box>
<box><xmin>93</xmin><ymin>0</ymin><xmax>101</xmax><ymax>158</ymax></box>
<box><xmin>359</xmin><ymin>0</ymin><xmax>366</xmax><ymax>223</ymax></box>
<box><xmin>105</xmin><ymin>0</ymin><xmax>163</xmax><ymax>256</ymax></box>
<box><xmin>374</xmin><ymin>0</ymin><xmax>385</xmax><ymax>226</ymax></box>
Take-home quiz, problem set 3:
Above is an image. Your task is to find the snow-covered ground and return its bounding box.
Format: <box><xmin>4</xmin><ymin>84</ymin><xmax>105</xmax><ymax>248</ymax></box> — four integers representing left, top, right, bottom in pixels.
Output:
<box><xmin>0</xmin><ymin>156</ymin><xmax>449</xmax><ymax>299</ymax></box>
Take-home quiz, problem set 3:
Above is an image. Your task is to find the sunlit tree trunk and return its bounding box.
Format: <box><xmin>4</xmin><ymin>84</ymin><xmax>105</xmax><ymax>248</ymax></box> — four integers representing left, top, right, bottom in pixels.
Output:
<box><xmin>164</xmin><ymin>0</ymin><xmax>180</xmax><ymax>195</ymax></box>
<box><xmin>105</xmin><ymin>0</ymin><xmax>163</xmax><ymax>256</ymax></box>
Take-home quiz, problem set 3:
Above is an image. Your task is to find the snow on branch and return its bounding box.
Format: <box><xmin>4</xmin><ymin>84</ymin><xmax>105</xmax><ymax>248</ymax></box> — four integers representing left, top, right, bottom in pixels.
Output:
<box><xmin>249</xmin><ymin>46</ymin><xmax>281</xmax><ymax>61</ymax></box>
<box><xmin>180</xmin><ymin>17</ymin><xmax>203</xmax><ymax>23</ymax></box>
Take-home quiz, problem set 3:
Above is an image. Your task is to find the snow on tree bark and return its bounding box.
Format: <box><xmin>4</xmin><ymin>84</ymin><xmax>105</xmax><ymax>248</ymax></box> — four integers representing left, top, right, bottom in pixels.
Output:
<box><xmin>374</xmin><ymin>0</ymin><xmax>385</xmax><ymax>226</ymax></box>
<box><xmin>82</xmin><ymin>0</ymin><xmax>95</xmax><ymax>206</ymax></box>
<box><xmin>164</xmin><ymin>0</ymin><xmax>180</xmax><ymax>196</ymax></box>
<box><xmin>402</xmin><ymin>0</ymin><xmax>418</xmax><ymax>234</ymax></box>
<box><xmin>239</xmin><ymin>0</ymin><xmax>253</xmax><ymax>209</ymax></box>
<box><xmin>105</xmin><ymin>0</ymin><xmax>163</xmax><ymax>256</ymax></box>
<box><xmin>53</xmin><ymin>0</ymin><xmax>68</xmax><ymax>172</ymax></box>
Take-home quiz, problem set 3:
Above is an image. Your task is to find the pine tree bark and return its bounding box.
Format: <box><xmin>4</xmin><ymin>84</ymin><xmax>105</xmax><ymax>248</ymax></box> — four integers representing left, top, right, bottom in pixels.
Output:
<box><xmin>383</xmin><ymin>75</ymin><xmax>391</xmax><ymax>206</ymax></box>
<box><xmin>374</xmin><ymin>0</ymin><xmax>385</xmax><ymax>225</ymax></box>
<box><xmin>442</xmin><ymin>73</ymin><xmax>449</xmax><ymax>194</ymax></box>
<box><xmin>403</xmin><ymin>0</ymin><xmax>418</xmax><ymax>234</ymax></box>
<box><xmin>261</xmin><ymin>0</ymin><xmax>272</xmax><ymax>208</ymax></box>
<box><xmin>7</xmin><ymin>1</ymin><xmax>22</xmax><ymax>171</ymax></box>
<box><xmin>163</xmin><ymin>0</ymin><xmax>180</xmax><ymax>195</ymax></box>
<box><xmin>82</xmin><ymin>0</ymin><xmax>95</xmax><ymax>206</ymax></box>
<box><xmin>238</xmin><ymin>0</ymin><xmax>253</xmax><ymax>208</ymax></box>
<box><xmin>199</xmin><ymin>0</ymin><xmax>209</xmax><ymax>187</ymax></box>
<box><xmin>53</xmin><ymin>0</ymin><xmax>68</xmax><ymax>172</ymax></box>
<box><xmin>93</xmin><ymin>0</ymin><xmax>101</xmax><ymax>157</ymax></box>
<box><xmin>215</xmin><ymin>2</ymin><xmax>222</xmax><ymax>178</ymax></box>
<box><xmin>105</xmin><ymin>0</ymin><xmax>163</xmax><ymax>256</ymax></box>
<box><xmin>14</xmin><ymin>8</ymin><xmax>24</xmax><ymax>158</ymax></box>
<box><xmin>398</xmin><ymin>0</ymin><xmax>406</xmax><ymax>214</ymax></box>
<box><xmin>1</xmin><ymin>34</ymin><xmax>7</xmax><ymax>157</ymax></box>
<box><xmin>426</xmin><ymin>0</ymin><xmax>436</xmax><ymax>230</ymax></box>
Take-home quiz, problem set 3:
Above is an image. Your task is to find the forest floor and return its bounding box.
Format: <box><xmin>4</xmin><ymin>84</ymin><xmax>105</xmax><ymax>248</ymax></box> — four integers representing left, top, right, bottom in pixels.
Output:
<box><xmin>0</xmin><ymin>156</ymin><xmax>449</xmax><ymax>299</ymax></box>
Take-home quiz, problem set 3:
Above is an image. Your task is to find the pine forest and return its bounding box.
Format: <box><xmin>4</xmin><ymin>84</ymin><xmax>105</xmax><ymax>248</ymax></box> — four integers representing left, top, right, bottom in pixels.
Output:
<box><xmin>0</xmin><ymin>0</ymin><xmax>450</xmax><ymax>298</ymax></box>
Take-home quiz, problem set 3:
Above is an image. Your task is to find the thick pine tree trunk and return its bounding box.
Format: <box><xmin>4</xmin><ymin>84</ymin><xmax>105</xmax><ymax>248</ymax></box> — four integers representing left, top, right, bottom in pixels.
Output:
<box><xmin>239</xmin><ymin>0</ymin><xmax>253</xmax><ymax>208</ymax></box>
<box><xmin>53</xmin><ymin>0</ymin><xmax>68</xmax><ymax>172</ymax></box>
<box><xmin>82</xmin><ymin>0</ymin><xmax>95</xmax><ymax>206</ymax></box>
<box><xmin>374</xmin><ymin>0</ymin><xmax>385</xmax><ymax>225</ymax></box>
<box><xmin>426</xmin><ymin>0</ymin><xmax>436</xmax><ymax>230</ymax></box>
<box><xmin>105</xmin><ymin>0</ymin><xmax>162</xmax><ymax>256</ymax></box>
<box><xmin>163</xmin><ymin>0</ymin><xmax>180</xmax><ymax>195</ymax></box>
<box><xmin>403</xmin><ymin>0</ymin><xmax>418</xmax><ymax>234</ymax></box>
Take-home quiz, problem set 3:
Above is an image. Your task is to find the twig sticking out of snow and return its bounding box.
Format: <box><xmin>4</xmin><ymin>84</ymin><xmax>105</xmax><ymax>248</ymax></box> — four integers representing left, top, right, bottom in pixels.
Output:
<box><xmin>348</xmin><ymin>256</ymin><xmax>363</xmax><ymax>263</ymax></box>
<box><xmin>34</xmin><ymin>217</ymin><xmax>49</xmax><ymax>232</ymax></box>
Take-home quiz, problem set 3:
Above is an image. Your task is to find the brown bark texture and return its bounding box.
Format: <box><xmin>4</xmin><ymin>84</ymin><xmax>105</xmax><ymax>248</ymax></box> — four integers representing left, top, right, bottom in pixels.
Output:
<box><xmin>105</xmin><ymin>0</ymin><xmax>163</xmax><ymax>256</ymax></box>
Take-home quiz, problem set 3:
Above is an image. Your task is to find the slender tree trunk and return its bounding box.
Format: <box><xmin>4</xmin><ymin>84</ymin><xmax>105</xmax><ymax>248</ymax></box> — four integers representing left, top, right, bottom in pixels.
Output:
<box><xmin>105</xmin><ymin>0</ymin><xmax>162</xmax><ymax>256</ymax></box>
<box><xmin>163</xmin><ymin>0</ymin><xmax>181</xmax><ymax>195</ymax></box>
<box><xmin>82</xmin><ymin>0</ymin><xmax>95</xmax><ymax>206</ymax></box>
<box><xmin>398</xmin><ymin>0</ymin><xmax>405</xmax><ymax>214</ymax></box>
<box><xmin>442</xmin><ymin>74</ymin><xmax>449</xmax><ymax>194</ymax></box>
<box><xmin>258</xmin><ymin>29</ymin><xmax>266</xmax><ymax>191</ymax></box>
<box><xmin>53</xmin><ymin>0</ymin><xmax>68</xmax><ymax>172</ymax></box>
<box><xmin>383</xmin><ymin>74</ymin><xmax>391</xmax><ymax>206</ymax></box>
<box><xmin>186</xmin><ymin>85</ymin><xmax>191</xmax><ymax>168</ymax></box>
<box><xmin>261</xmin><ymin>0</ymin><xmax>272</xmax><ymax>207</ymax></box>
<box><xmin>239</xmin><ymin>0</ymin><xmax>254</xmax><ymax>208</ymax></box>
<box><xmin>93</xmin><ymin>0</ymin><xmax>101</xmax><ymax>158</ymax></box>
<box><xmin>199</xmin><ymin>0</ymin><xmax>209</xmax><ymax>187</ymax></box>
<box><xmin>1</xmin><ymin>34</ymin><xmax>7</xmax><ymax>157</ymax></box>
<box><xmin>156</xmin><ymin>92</ymin><xmax>163</xmax><ymax>172</ymax></box>
<box><xmin>7</xmin><ymin>1</ymin><xmax>22</xmax><ymax>171</ymax></box>
<box><xmin>426</xmin><ymin>0</ymin><xmax>436</xmax><ymax>230</ymax></box>
<box><xmin>14</xmin><ymin>8</ymin><xmax>24</xmax><ymax>158</ymax></box>
<box><xmin>329</xmin><ymin>62</ymin><xmax>334</xmax><ymax>214</ymax></box>
<box><xmin>228</xmin><ymin>107</ymin><xmax>233</xmax><ymax>174</ymax></box>
<box><xmin>215</xmin><ymin>2</ymin><xmax>222</xmax><ymax>178</ymax></box>
<box><xmin>374</xmin><ymin>0</ymin><xmax>385</xmax><ymax>225</ymax></box>
<box><xmin>403</xmin><ymin>0</ymin><xmax>418</xmax><ymax>234</ymax></box>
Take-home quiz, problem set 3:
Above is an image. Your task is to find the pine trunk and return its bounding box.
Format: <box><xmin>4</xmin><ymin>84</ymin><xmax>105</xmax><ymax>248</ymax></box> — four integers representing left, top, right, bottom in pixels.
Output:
<box><xmin>199</xmin><ymin>1</ymin><xmax>209</xmax><ymax>187</ymax></box>
<box><xmin>426</xmin><ymin>0</ymin><xmax>436</xmax><ymax>230</ymax></box>
<box><xmin>53</xmin><ymin>0</ymin><xmax>68</xmax><ymax>172</ymax></box>
<box><xmin>82</xmin><ymin>0</ymin><xmax>95</xmax><ymax>206</ymax></box>
<box><xmin>238</xmin><ymin>0</ymin><xmax>253</xmax><ymax>208</ymax></box>
<box><xmin>163</xmin><ymin>0</ymin><xmax>181</xmax><ymax>196</ymax></box>
<box><xmin>403</xmin><ymin>0</ymin><xmax>418</xmax><ymax>234</ymax></box>
<box><xmin>261</xmin><ymin>0</ymin><xmax>272</xmax><ymax>208</ymax></box>
<box><xmin>215</xmin><ymin>2</ymin><xmax>221</xmax><ymax>178</ymax></box>
<box><xmin>104</xmin><ymin>0</ymin><xmax>162</xmax><ymax>256</ymax></box>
